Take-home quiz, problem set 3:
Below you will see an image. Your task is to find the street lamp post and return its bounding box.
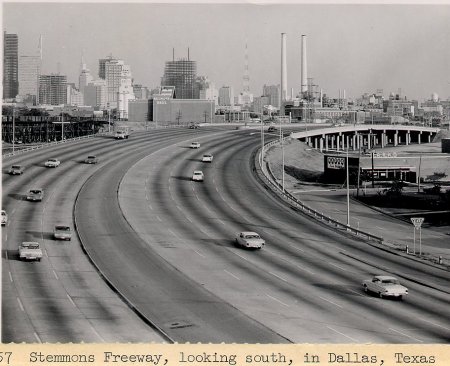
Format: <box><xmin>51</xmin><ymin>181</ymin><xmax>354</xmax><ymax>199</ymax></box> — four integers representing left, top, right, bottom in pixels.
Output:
<box><xmin>12</xmin><ymin>106</ymin><xmax>15</xmax><ymax>154</ymax></box>
<box><xmin>346</xmin><ymin>147</ymin><xmax>350</xmax><ymax>227</ymax></box>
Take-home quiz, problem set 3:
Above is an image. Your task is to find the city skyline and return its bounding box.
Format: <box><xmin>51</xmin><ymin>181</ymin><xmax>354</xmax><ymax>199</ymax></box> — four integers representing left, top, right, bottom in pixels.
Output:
<box><xmin>3</xmin><ymin>2</ymin><xmax>450</xmax><ymax>101</ymax></box>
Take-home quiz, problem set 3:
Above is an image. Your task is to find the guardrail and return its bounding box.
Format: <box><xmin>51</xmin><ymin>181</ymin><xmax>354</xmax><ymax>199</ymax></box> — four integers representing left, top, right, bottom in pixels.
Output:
<box><xmin>256</xmin><ymin>138</ymin><xmax>385</xmax><ymax>245</ymax></box>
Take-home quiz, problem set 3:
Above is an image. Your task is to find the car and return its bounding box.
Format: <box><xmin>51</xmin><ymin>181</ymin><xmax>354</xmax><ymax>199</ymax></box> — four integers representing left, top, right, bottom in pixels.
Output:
<box><xmin>27</xmin><ymin>189</ymin><xmax>44</xmax><ymax>202</ymax></box>
<box><xmin>362</xmin><ymin>275</ymin><xmax>408</xmax><ymax>299</ymax></box>
<box><xmin>45</xmin><ymin>158</ymin><xmax>61</xmax><ymax>168</ymax></box>
<box><xmin>53</xmin><ymin>225</ymin><xmax>72</xmax><ymax>241</ymax></box>
<box><xmin>235</xmin><ymin>232</ymin><xmax>265</xmax><ymax>249</ymax></box>
<box><xmin>188</xmin><ymin>123</ymin><xmax>199</xmax><ymax>129</ymax></box>
<box><xmin>8</xmin><ymin>164</ymin><xmax>24</xmax><ymax>175</ymax></box>
<box><xmin>202</xmin><ymin>154</ymin><xmax>213</xmax><ymax>163</ymax></box>
<box><xmin>1</xmin><ymin>210</ymin><xmax>7</xmax><ymax>226</ymax></box>
<box><xmin>84</xmin><ymin>155</ymin><xmax>98</xmax><ymax>164</ymax></box>
<box><xmin>190</xmin><ymin>142</ymin><xmax>201</xmax><ymax>149</ymax></box>
<box><xmin>18</xmin><ymin>241</ymin><xmax>43</xmax><ymax>261</ymax></box>
<box><xmin>192</xmin><ymin>171</ymin><xmax>204</xmax><ymax>182</ymax></box>
<box><xmin>268</xmin><ymin>126</ymin><xmax>277</xmax><ymax>132</ymax></box>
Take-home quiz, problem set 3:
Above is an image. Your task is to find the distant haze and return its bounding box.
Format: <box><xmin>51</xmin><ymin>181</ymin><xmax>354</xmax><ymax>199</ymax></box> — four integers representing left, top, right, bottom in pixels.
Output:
<box><xmin>3</xmin><ymin>2</ymin><xmax>450</xmax><ymax>100</ymax></box>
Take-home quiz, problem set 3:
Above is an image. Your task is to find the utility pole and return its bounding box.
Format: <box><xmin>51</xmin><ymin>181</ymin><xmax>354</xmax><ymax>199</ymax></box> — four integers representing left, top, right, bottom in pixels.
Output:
<box><xmin>12</xmin><ymin>106</ymin><xmax>15</xmax><ymax>154</ymax></box>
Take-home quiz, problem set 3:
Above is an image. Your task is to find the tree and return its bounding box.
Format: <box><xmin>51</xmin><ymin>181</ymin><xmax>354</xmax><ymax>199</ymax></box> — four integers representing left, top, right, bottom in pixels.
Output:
<box><xmin>383</xmin><ymin>179</ymin><xmax>405</xmax><ymax>197</ymax></box>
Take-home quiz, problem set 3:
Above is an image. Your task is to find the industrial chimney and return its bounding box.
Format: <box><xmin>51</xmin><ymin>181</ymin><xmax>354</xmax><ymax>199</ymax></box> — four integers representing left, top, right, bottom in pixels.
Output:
<box><xmin>301</xmin><ymin>35</ymin><xmax>307</xmax><ymax>94</ymax></box>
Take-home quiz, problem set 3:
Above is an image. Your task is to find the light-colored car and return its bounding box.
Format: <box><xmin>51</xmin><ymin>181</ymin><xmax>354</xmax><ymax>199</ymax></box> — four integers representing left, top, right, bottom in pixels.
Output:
<box><xmin>84</xmin><ymin>155</ymin><xmax>98</xmax><ymax>164</ymax></box>
<box><xmin>1</xmin><ymin>210</ymin><xmax>7</xmax><ymax>226</ymax></box>
<box><xmin>54</xmin><ymin>225</ymin><xmax>72</xmax><ymax>241</ymax></box>
<box><xmin>362</xmin><ymin>275</ymin><xmax>408</xmax><ymax>299</ymax></box>
<box><xmin>202</xmin><ymin>154</ymin><xmax>213</xmax><ymax>163</ymax></box>
<box><xmin>8</xmin><ymin>164</ymin><xmax>24</xmax><ymax>175</ymax></box>
<box><xmin>27</xmin><ymin>188</ymin><xmax>44</xmax><ymax>202</ymax></box>
<box><xmin>192</xmin><ymin>171</ymin><xmax>204</xmax><ymax>182</ymax></box>
<box><xmin>45</xmin><ymin>158</ymin><xmax>61</xmax><ymax>168</ymax></box>
<box><xmin>235</xmin><ymin>231</ymin><xmax>265</xmax><ymax>249</ymax></box>
<box><xmin>190</xmin><ymin>142</ymin><xmax>201</xmax><ymax>149</ymax></box>
<box><xmin>19</xmin><ymin>242</ymin><xmax>43</xmax><ymax>261</ymax></box>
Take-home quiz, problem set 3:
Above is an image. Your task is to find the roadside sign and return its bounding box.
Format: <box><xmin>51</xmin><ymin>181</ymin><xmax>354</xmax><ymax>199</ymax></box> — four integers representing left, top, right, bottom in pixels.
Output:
<box><xmin>410</xmin><ymin>217</ymin><xmax>424</xmax><ymax>229</ymax></box>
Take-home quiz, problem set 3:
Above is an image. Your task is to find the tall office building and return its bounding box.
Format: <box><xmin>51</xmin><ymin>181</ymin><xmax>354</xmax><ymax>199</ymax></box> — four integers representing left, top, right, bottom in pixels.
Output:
<box><xmin>161</xmin><ymin>54</ymin><xmax>197</xmax><ymax>99</ymax></box>
<box><xmin>18</xmin><ymin>55</ymin><xmax>41</xmax><ymax>103</ymax></box>
<box><xmin>38</xmin><ymin>74</ymin><xmax>67</xmax><ymax>105</ymax></box>
<box><xmin>218</xmin><ymin>86</ymin><xmax>234</xmax><ymax>106</ymax></box>
<box><xmin>98</xmin><ymin>56</ymin><xmax>133</xmax><ymax>107</ymax></box>
<box><xmin>263</xmin><ymin>84</ymin><xmax>281</xmax><ymax>109</ymax></box>
<box><xmin>3</xmin><ymin>32</ymin><xmax>19</xmax><ymax>99</ymax></box>
<box><xmin>84</xmin><ymin>79</ymin><xmax>107</xmax><ymax>109</ymax></box>
<box><xmin>79</xmin><ymin>59</ymin><xmax>93</xmax><ymax>104</ymax></box>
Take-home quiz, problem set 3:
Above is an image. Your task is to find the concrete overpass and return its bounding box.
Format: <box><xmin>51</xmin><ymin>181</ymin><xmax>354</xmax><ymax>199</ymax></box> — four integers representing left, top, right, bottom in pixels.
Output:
<box><xmin>290</xmin><ymin>124</ymin><xmax>441</xmax><ymax>152</ymax></box>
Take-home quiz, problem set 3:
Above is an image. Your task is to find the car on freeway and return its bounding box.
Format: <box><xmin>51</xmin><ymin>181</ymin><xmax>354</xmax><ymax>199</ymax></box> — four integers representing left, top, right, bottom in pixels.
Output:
<box><xmin>53</xmin><ymin>225</ymin><xmax>72</xmax><ymax>241</ymax></box>
<box><xmin>235</xmin><ymin>232</ymin><xmax>265</xmax><ymax>249</ymax></box>
<box><xmin>192</xmin><ymin>171</ymin><xmax>204</xmax><ymax>182</ymax></box>
<box><xmin>27</xmin><ymin>189</ymin><xmax>44</xmax><ymax>202</ymax></box>
<box><xmin>362</xmin><ymin>275</ymin><xmax>408</xmax><ymax>299</ymax></box>
<box><xmin>45</xmin><ymin>158</ymin><xmax>61</xmax><ymax>168</ymax></box>
<box><xmin>19</xmin><ymin>242</ymin><xmax>43</xmax><ymax>261</ymax></box>
<box><xmin>84</xmin><ymin>155</ymin><xmax>98</xmax><ymax>164</ymax></box>
<box><xmin>202</xmin><ymin>154</ymin><xmax>213</xmax><ymax>163</ymax></box>
<box><xmin>8</xmin><ymin>164</ymin><xmax>25</xmax><ymax>175</ymax></box>
<box><xmin>1</xmin><ymin>210</ymin><xmax>7</xmax><ymax>226</ymax></box>
<box><xmin>268</xmin><ymin>126</ymin><xmax>277</xmax><ymax>132</ymax></box>
<box><xmin>188</xmin><ymin>123</ymin><xmax>199</xmax><ymax>129</ymax></box>
<box><xmin>190</xmin><ymin>142</ymin><xmax>201</xmax><ymax>149</ymax></box>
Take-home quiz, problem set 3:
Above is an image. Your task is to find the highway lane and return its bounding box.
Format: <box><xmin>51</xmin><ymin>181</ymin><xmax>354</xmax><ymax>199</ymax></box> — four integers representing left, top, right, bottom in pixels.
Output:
<box><xmin>119</xmin><ymin>129</ymin><xmax>450</xmax><ymax>343</ymax></box>
<box><xmin>2</xmin><ymin>128</ymin><xmax>213</xmax><ymax>342</ymax></box>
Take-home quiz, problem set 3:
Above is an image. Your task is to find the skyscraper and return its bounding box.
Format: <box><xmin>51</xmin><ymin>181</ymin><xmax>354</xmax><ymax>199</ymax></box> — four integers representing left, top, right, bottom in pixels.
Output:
<box><xmin>38</xmin><ymin>74</ymin><xmax>67</xmax><ymax>105</ymax></box>
<box><xmin>161</xmin><ymin>52</ymin><xmax>197</xmax><ymax>99</ymax></box>
<box><xmin>18</xmin><ymin>55</ymin><xmax>41</xmax><ymax>103</ymax></box>
<box><xmin>98</xmin><ymin>56</ymin><xmax>133</xmax><ymax>107</ymax></box>
<box><xmin>219</xmin><ymin>86</ymin><xmax>234</xmax><ymax>106</ymax></box>
<box><xmin>3</xmin><ymin>31</ymin><xmax>19</xmax><ymax>99</ymax></box>
<box><xmin>263</xmin><ymin>84</ymin><xmax>281</xmax><ymax>109</ymax></box>
<box><xmin>79</xmin><ymin>57</ymin><xmax>93</xmax><ymax>104</ymax></box>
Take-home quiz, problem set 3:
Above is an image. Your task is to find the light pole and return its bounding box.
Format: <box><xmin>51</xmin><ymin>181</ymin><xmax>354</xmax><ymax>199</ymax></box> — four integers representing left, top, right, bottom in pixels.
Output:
<box><xmin>260</xmin><ymin>113</ymin><xmax>264</xmax><ymax>167</ymax></box>
<box><xmin>12</xmin><ymin>106</ymin><xmax>15</xmax><ymax>154</ymax></box>
<box><xmin>279</xmin><ymin>119</ymin><xmax>285</xmax><ymax>192</ymax></box>
<box><xmin>346</xmin><ymin>147</ymin><xmax>350</xmax><ymax>227</ymax></box>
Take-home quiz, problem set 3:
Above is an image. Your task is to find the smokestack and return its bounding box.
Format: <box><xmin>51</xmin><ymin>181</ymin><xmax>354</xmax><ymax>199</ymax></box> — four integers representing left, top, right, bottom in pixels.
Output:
<box><xmin>301</xmin><ymin>35</ymin><xmax>307</xmax><ymax>94</ymax></box>
<box><xmin>291</xmin><ymin>87</ymin><xmax>294</xmax><ymax>100</ymax></box>
<box><xmin>281</xmin><ymin>33</ymin><xmax>287</xmax><ymax>104</ymax></box>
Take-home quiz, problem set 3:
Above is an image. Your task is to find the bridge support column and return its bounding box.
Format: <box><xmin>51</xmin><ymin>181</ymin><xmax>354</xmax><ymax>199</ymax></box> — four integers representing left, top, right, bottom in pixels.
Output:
<box><xmin>346</xmin><ymin>135</ymin><xmax>350</xmax><ymax>151</ymax></box>
<box><xmin>418</xmin><ymin>132</ymin><xmax>422</xmax><ymax>144</ymax></box>
<box><xmin>325</xmin><ymin>135</ymin><xmax>329</xmax><ymax>150</ymax></box>
<box><xmin>381</xmin><ymin>132</ymin><xmax>386</xmax><ymax>148</ymax></box>
<box><xmin>406</xmin><ymin>132</ymin><xmax>410</xmax><ymax>146</ymax></box>
<box><xmin>314</xmin><ymin>137</ymin><xmax>318</xmax><ymax>149</ymax></box>
<box><xmin>428</xmin><ymin>133</ymin><xmax>432</xmax><ymax>143</ymax></box>
<box><xmin>331</xmin><ymin>135</ymin><xmax>335</xmax><ymax>150</ymax></box>
<box><xmin>367</xmin><ymin>135</ymin><xmax>371</xmax><ymax>150</ymax></box>
<box><xmin>336</xmin><ymin>135</ymin><xmax>340</xmax><ymax>151</ymax></box>
<box><xmin>352</xmin><ymin>135</ymin><xmax>356</xmax><ymax>150</ymax></box>
<box><xmin>319</xmin><ymin>137</ymin><xmax>324</xmax><ymax>152</ymax></box>
<box><xmin>394</xmin><ymin>132</ymin><xmax>398</xmax><ymax>146</ymax></box>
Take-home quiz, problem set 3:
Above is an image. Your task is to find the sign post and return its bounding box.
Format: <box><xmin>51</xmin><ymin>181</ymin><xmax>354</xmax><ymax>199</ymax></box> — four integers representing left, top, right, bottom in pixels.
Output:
<box><xmin>410</xmin><ymin>217</ymin><xmax>424</xmax><ymax>255</ymax></box>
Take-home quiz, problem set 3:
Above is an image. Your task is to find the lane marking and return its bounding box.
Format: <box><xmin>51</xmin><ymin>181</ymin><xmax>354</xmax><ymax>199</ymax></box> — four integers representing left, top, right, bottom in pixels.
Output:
<box><xmin>290</xmin><ymin>245</ymin><xmax>305</xmax><ymax>252</ymax></box>
<box><xmin>17</xmin><ymin>297</ymin><xmax>25</xmax><ymax>312</ymax></box>
<box><xmin>9</xmin><ymin>272</ymin><xmax>13</xmax><ymax>282</ymax></box>
<box><xmin>418</xmin><ymin>318</ymin><xmax>450</xmax><ymax>332</ymax></box>
<box><xmin>233</xmin><ymin>252</ymin><xmax>249</xmax><ymax>262</ymax></box>
<box><xmin>34</xmin><ymin>332</ymin><xmax>42</xmax><ymax>343</ymax></box>
<box><xmin>148</xmin><ymin>204</ymin><xmax>153</xmax><ymax>210</ymax></box>
<box><xmin>327</xmin><ymin>326</ymin><xmax>359</xmax><ymax>342</ymax></box>
<box><xmin>194</xmin><ymin>250</ymin><xmax>205</xmax><ymax>258</ymax></box>
<box><xmin>67</xmin><ymin>294</ymin><xmax>76</xmax><ymax>308</ymax></box>
<box><xmin>266</xmin><ymin>293</ymin><xmax>289</xmax><ymax>307</ymax></box>
<box><xmin>156</xmin><ymin>216</ymin><xmax>162</xmax><ymax>222</ymax></box>
<box><xmin>53</xmin><ymin>270</ymin><xmax>59</xmax><ymax>280</ymax></box>
<box><xmin>295</xmin><ymin>264</ymin><xmax>314</xmax><ymax>275</ymax></box>
<box><xmin>389</xmin><ymin>327</ymin><xmax>423</xmax><ymax>343</ymax></box>
<box><xmin>319</xmin><ymin>296</ymin><xmax>343</xmax><ymax>308</ymax></box>
<box><xmin>224</xmin><ymin>270</ymin><xmax>240</xmax><ymax>280</ymax></box>
<box><xmin>269</xmin><ymin>271</ymin><xmax>288</xmax><ymax>282</ymax></box>
<box><xmin>168</xmin><ymin>229</ymin><xmax>179</xmax><ymax>238</ymax></box>
<box><xmin>329</xmin><ymin>262</ymin><xmax>348</xmax><ymax>271</ymax></box>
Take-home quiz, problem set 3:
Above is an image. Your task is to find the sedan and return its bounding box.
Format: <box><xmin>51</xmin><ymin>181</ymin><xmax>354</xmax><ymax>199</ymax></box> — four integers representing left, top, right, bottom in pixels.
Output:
<box><xmin>8</xmin><ymin>164</ymin><xmax>24</xmax><ymax>175</ymax></box>
<box><xmin>362</xmin><ymin>275</ymin><xmax>408</xmax><ymax>299</ymax></box>
<box><xmin>190</xmin><ymin>142</ymin><xmax>201</xmax><ymax>149</ymax></box>
<box><xmin>45</xmin><ymin>158</ymin><xmax>61</xmax><ymax>168</ymax></box>
<box><xmin>54</xmin><ymin>225</ymin><xmax>72</xmax><ymax>241</ymax></box>
<box><xmin>235</xmin><ymin>232</ymin><xmax>265</xmax><ymax>249</ymax></box>
<box><xmin>27</xmin><ymin>189</ymin><xmax>44</xmax><ymax>202</ymax></box>
<box><xmin>1</xmin><ymin>210</ymin><xmax>7</xmax><ymax>226</ymax></box>
<box><xmin>202</xmin><ymin>154</ymin><xmax>213</xmax><ymax>163</ymax></box>
<box><xmin>192</xmin><ymin>171</ymin><xmax>204</xmax><ymax>182</ymax></box>
<box><xmin>84</xmin><ymin>155</ymin><xmax>98</xmax><ymax>164</ymax></box>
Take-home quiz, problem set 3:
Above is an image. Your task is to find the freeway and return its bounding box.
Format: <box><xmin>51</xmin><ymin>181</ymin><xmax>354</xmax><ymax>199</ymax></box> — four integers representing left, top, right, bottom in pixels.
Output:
<box><xmin>2</xmin><ymin>126</ymin><xmax>450</xmax><ymax>343</ymax></box>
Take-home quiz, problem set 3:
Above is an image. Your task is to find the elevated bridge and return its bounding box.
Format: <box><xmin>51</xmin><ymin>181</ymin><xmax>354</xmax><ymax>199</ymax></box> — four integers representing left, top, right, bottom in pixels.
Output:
<box><xmin>290</xmin><ymin>124</ymin><xmax>441</xmax><ymax>152</ymax></box>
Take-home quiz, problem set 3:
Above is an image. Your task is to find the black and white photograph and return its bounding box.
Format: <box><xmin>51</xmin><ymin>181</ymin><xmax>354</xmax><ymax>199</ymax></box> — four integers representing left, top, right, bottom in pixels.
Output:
<box><xmin>2</xmin><ymin>0</ymin><xmax>450</xmax><ymax>344</ymax></box>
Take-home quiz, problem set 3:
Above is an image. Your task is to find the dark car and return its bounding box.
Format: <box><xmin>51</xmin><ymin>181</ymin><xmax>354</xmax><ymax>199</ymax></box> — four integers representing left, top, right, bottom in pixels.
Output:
<box><xmin>84</xmin><ymin>155</ymin><xmax>98</xmax><ymax>164</ymax></box>
<box><xmin>268</xmin><ymin>126</ymin><xmax>277</xmax><ymax>132</ymax></box>
<box><xmin>8</xmin><ymin>165</ymin><xmax>25</xmax><ymax>175</ymax></box>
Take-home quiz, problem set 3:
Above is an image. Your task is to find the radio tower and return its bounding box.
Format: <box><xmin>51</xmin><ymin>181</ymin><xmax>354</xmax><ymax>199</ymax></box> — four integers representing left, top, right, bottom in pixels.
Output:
<box><xmin>243</xmin><ymin>41</ymin><xmax>250</xmax><ymax>93</ymax></box>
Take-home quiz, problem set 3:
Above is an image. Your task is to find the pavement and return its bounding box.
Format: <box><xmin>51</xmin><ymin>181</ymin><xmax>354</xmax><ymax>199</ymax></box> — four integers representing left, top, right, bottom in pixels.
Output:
<box><xmin>265</xmin><ymin>138</ymin><xmax>450</xmax><ymax>270</ymax></box>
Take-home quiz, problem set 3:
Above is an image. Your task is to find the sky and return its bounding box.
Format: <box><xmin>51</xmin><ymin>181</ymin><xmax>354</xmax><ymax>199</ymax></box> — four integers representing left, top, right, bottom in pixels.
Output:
<box><xmin>2</xmin><ymin>1</ymin><xmax>450</xmax><ymax>101</ymax></box>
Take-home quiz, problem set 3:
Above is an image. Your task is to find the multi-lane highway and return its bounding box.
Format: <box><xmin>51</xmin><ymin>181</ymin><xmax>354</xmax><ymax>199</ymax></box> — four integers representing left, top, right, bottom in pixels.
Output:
<box><xmin>2</xmin><ymin>126</ymin><xmax>450</xmax><ymax>343</ymax></box>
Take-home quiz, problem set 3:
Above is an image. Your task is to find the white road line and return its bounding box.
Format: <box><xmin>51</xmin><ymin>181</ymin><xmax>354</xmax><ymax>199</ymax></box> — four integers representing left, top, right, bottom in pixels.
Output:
<box><xmin>375</xmin><ymin>226</ymin><xmax>385</xmax><ymax>231</ymax></box>
<box><xmin>389</xmin><ymin>327</ymin><xmax>423</xmax><ymax>343</ymax></box>
<box><xmin>295</xmin><ymin>264</ymin><xmax>314</xmax><ymax>275</ymax></box>
<box><xmin>156</xmin><ymin>216</ymin><xmax>162</xmax><ymax>222</ymax></box>
<box><xmin>186</xmin><ymin>217</ymin><xmax>193</xmax><ymax>223</ymax></box>
<box><xmin>148</xmin><ymin>204</ymin><xmax>153</xmax><ymax>210</ymax></box>
<box><xmin>168</xmin><ymin>229</ymin><xmax>179</xmax><ymax>238</ymax></box>
<box><xmin>266</xmin><ymin>293</ymin><xmax>289</xmax><ymax>307</ymax></box>
<box><xmin>224</xmin><ymin>270</ymin><xmax>240</xmax><ymax>280</ymax></box>
<box><xmin>290</xmin><ymin>245</ymin><xmax>305</xmax><ymax>252</ymax></box>
<box><xmin>194</xmin><ymin>250</ymin><xmax>205</xmax><ymax>258</ymax></box>
<box><xmin>176</xmin><ymin>205</ymin><xmax>182</xmax><ymax>211</ymax></box>
<box><xmin>17</xmin><ymin>297</ymin><xmax>25</xmax><ymax>312</ymax></box>
<box><xmin>319</xmin><ymin>296</ymin><xmax>343</xmax><ymax>308</ymax></box>
<box><xmin>8</xmin><ymin>272</ymin><xmax>13</xmax><ymax>282</ymax></box>
<box><xmin>329</xmin><ymin>262</ymin><xmax>348</xmax><ymax>271</ymax></box>
<box><xmin>327</xmin><ymin>326</ymin><xmax>359</xmax><ymax>342</ymax></box>
<box><xmin>34</xmin><ymin>332</ymin><xmax>42</xmax><ymax>343</ymax></box>
<box><xmin>53</xmin><ymin>270</ymin><xmax>59</xmax><ymax>280</ymax></box>
<box><xmin>67</xmin><ymin>294</ymin><xmax>76</xmax><ymax>308</ymax></box>
<box><xmin>234</xmin><ymin>252</ymin><xmax>249</xmax><ymax>262</ymax></box>
<box><xmin>418</xmin><ymin>318</ymin><xmax>450</xmax><ymax>332</ymax></box>
<box><xmin>269</xmin><ymin>271</ymin><xmax>288</xmax><ymax>282</ymax></box>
